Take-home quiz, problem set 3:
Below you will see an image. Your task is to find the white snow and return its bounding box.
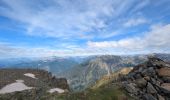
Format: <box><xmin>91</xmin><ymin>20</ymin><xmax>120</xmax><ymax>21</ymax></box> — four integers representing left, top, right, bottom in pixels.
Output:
<box><xmin>0</xmin><ymin>80</ymin><xmax>33</xmax><ymax>94</ymax></box>
<box><xmin>48</xmin><ymin>88</ymin><xmax>65</xmax><ymax>93</ymax></box>
<box><xmin>16</xmin><ymin>80</ymin><xmax>24</xmax><ymax>83</ymax></box>
<box><xmin>24</xmin><ymin>73</ymin><xmax>37</xmax><ymax>79</ymax></box>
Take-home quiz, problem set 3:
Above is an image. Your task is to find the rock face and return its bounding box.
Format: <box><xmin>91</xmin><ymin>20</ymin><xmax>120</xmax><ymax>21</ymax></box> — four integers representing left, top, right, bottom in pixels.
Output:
<box><xmin>122</xmin><ymin>57</ymin><xmax>170</xmax><ymax>100</ymax></box>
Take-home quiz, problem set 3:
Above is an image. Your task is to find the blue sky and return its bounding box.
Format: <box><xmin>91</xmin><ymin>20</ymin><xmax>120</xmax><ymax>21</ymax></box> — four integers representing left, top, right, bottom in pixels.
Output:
<box><xmin>0</xmin><ymin>0</ymin><xmax>170</xmax><ymax>58</ymax></box>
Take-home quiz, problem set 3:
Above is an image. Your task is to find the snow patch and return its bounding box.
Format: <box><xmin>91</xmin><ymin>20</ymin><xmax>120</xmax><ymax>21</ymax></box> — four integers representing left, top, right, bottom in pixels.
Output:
<box><xmin>48</xmin><ymin>88</ymin><xmax>65</xmax><ymax>93</ymax></box>
<box><xmin>0</xmin><ymin>80</ymin><xmax>33</xmax><ymax>94</ymax></box>
<box><xmin>16</xmin><ymin>80</ymin><xmax>24</xmax><ymax>83</ymax></box>
<box><xmin>24</xmin><ymin>73</ymin><xmax>37</xmax><ymax>79</ymax></box>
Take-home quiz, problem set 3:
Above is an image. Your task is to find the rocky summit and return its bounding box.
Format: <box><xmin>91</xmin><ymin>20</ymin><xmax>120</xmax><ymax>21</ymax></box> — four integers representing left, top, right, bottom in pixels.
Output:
<box><xmin>122</xmin><ymin>57</ymin><xmax>170</xmax><ymax>100</ymax></box>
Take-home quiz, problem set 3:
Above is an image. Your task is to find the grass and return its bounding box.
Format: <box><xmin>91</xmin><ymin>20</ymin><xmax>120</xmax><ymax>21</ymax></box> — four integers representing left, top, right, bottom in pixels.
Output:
<box><xmin>54</xmin><ymin>83</ymin><xmax>134</xmax><ymax>100</ymax></box>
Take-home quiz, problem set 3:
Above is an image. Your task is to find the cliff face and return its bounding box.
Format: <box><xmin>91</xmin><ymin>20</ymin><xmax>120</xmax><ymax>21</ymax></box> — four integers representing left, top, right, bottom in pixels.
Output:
<box><xmin>122</xmin><ymin>57</ymin><xmax>170</xmax><ymax>100</ymax></box>
<box><xmin>0</xmin><ymin>69</ymin><xmax>69</xmax><ymax>100</ymax></box>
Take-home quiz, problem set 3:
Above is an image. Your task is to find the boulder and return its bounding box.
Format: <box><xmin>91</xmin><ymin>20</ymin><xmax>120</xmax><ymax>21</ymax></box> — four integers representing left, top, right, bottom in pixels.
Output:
<box><xmin>135</xmin><ymin>78</ymin><xmax>147</xmax><ymax>88</ymax></box>
<box><xmin>146</xmin><ymin>82</ymin><xmax>157</xmax><ymax>94</ymax></box>
<box><xmin>123</xmin><ymin>83</ymin><xmax>138</xmax><ymax>95</ymax></box>
<box><xmin>158</xmin><ymin>68</ymin><xmax>170</xmax><ymax>77</ymax></box>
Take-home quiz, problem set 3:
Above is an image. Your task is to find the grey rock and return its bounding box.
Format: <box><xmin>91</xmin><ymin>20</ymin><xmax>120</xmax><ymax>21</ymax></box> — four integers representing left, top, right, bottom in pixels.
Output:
<box><xmin>147</xmin><ymin>82</ymin><xmax>157</xmax><ymax>94</ymax></box>
<box><xmin>143</xmin><ymin>94</ymin><xmax>157</xmax><ymax>100</ymax></box>
<box><xmin>135</xmin><ymin>78</ymin><xmax>147</xmax><ymax>88</ymax></box>
<box><xmin>123</xmin><ymin>83</ymin><xmax>138</xmax><ymax>95</ymax></box>
<box><xmin>151</xmin><ymin>78</ymin><xmax>157</xmax><ymax>85</ymax></box>
<box><xmin>158</xmin><ymin>94</ymin><xmax>165</xmax><ymax>100</ymax></box>
<box><xmin>141</xmin><ymin>68</ymin><xmax>155</xmax><ymax>77</ymax></box>
<box><xmin>134</xmin><ymin>73</ymin><xmax>142</xmax><ymax>79</ymax></box>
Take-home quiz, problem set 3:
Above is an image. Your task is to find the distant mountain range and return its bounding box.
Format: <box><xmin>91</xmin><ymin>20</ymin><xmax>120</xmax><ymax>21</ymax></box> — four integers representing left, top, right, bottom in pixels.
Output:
<box><xmin>0</xmin><ymin>53</ymin><xmax>170</xmax><ymax>91</ymax></box>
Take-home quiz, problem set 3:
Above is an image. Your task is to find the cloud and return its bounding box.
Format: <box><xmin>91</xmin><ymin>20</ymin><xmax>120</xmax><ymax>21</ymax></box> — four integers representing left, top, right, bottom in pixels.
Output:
<box><xmin>123</xmin><ymin>18</ymin><xmax>148</xmax><ymax>27</ymax></box>
<box><xmin>0</xmin><ymin>23</ymin><xmax>170</xmax><ymax>58</ymax></box>
<box><xmin>88</xmin><ymin>24</ymin><xmax>170</xmax><ymax>53</ymax></box>
<box><xmin>0</xmin><ymin>0</ymin><xmax>170</xmax><ymax>57</ymax></box>
<box><xmin>0</xmin><ymin>0</ymin><xmax>140</xmax><ymax>39</ymax></box>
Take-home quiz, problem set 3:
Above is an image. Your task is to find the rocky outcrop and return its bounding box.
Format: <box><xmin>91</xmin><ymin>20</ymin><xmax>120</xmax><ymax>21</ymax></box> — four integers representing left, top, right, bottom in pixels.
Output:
<box><xmin>122</xmin><ymin>57</ymin><xmax>170</xmax><ymax>100</ymax></box>
<box><xmin>0</xmin><ymin>69</ymin><xmax>69</xmax><ymax>100</ymax></box>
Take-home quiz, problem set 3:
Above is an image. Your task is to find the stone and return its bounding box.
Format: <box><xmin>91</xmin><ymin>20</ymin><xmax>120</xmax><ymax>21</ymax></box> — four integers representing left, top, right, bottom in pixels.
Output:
<box><xmin>154</xmin><ymin>61</ymin><xmax>170</xmax><ymax>68</ymax></box>
<box><xmin>144</xmin><ymin>76</ymin><xmax>150</xmax><ymax>81</ymax></box>
<box><xmin>141</xmin><ymin>67</ymin><xmax>155</xmax><ymax>77</ymax></box>
<box><xmin>147</xmin><ymin>82</ymin><xmax>157</xmax><ymax>94</ymax></box>
<box><xmin>150</xmin><ymin>78</ymin><xmax>157</xmax><ymax>85</ymax></box>
<box><xmin>158</xmin><ymin>68</ymin><xmax>170</xmax><ymax>77</ymax></box>
<box><xmin>162</xmin><ymin>77</ymin><xmax>170</xmax><ymax>83</ymax></box>
<box><xmin>160</xmin><ymin>83</ymin><xmax>170</xmax><ymax>94</ymax></box>
<box><xmin>135</xmin><ymin>78</ymin><xmax>147</xmax><ymax>88</ymax></box>
<box><xmin>123</xmin><ymin>83</ymin><xmax>138</xmax><ymax>95</ymax></box>
<box><xmin>138</xmin><ymin>67</ymin><xmax>144</xmax><ymax>73</ymax></box>
<box><xmin>134</xmin><ymin>73</ymin><xmax>142</xmax><ymax>79</ymax></box>
<box><xmin>158</xmin><ymin>94</ymin><xmax>165</xmax><ymax>100</ymax></box>
<box><xmin>143</xmin><ymin>94</ymin><xmax>157</xmax><ymax>100</ymax></box>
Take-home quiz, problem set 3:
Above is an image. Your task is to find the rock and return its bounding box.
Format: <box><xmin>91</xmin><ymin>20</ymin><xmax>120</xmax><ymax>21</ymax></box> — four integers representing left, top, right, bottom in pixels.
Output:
<box><xmin>162</xmin><ymin>77</ymin><xmax>170</xmax><ymax>83</ymax></box>
<box><xmin>122</xmin><ymin>57</ymin><xmax>170</xmax><ymax>100</ymax></box>
<box><xmin>141</xmin><ymin>67</ymin><xmax>156</xmax><ymax>77</ymax></box>
<box><xmin>143</xmin><ymin>94</ymin><xmax>157</xmax><ymax>100</ymax></box>
<box><xmin>150</xmin><ymin>78</ymin><xmax>157</xmax><ymax>85</ymax></box>
<box><xmin>154</xmin><ymin>61</ymin><xmax>170</xmax><ymax>68</ymax></box>
<box><xmin>138</xmin><ymin>67</ymin><xmax>144</xmax><ymax>73</ymax></box>
<box><xmin>144</xmin><ymin>76</ymin><xmax>150</xmax><ymax>81</ymax></box>
<box><xmin>134</xmin><ymin>73</ymin><xmax>142</xmax><ymax>79</ymax></box>
<box><xmin>147</xmin><ymin>57</ymin><xmax>170</xmax><ymax>68</ymax></box>
<box><xmin>127</xmin><ymin>73</ymin><xmax>135</xmax><ymax>80</ymax></box>
<box><xmin>158</xmin><ymin>94</ymin><xmax>165</xmax><ymax>100</ymax></box>
<box><xmin>160</xmin><ymin>83</ymin><xmax>170</xmax><ymax>94</ymax></box>
<box><xmin>158</xmin><ymin>68</ymin><xmax>170</xmax><ymax>77</ymax></box>
<box><xmin>147</xmin><ymin>82</ymin><xmax>157</xmax><ymax>94</ymax></box>
<box><xmin>135</xmin><ymin>78</ymin><xmax>147</xmax><ymax>88</ymax></box>
<box><xmin>123</xmin><ymin>83</ymin><xmax>138</xmax><ymax>95</ymax></box>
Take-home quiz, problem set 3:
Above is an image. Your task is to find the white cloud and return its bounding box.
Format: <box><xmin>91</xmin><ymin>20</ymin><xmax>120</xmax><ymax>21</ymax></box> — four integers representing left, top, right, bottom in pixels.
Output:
<box><xmin>0</xmin><ymin>0</ymin><xmax>138</xmax><ymax>39</ymax></box>
<box><xmin>123</xmin><ymin>18</ymin><xmax>148</xmax><ymax>27</ymax></box>
<box><xmin>88</xmin><ymin>24</ymin><xmax>170</xmax><ymax>53</ymax></box>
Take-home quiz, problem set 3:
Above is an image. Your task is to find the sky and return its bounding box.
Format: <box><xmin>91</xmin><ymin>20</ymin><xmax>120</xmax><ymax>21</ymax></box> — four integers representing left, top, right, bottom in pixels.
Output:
<box><xmin>0</xmin><ymin>0</ymin><xmax>170</xmax><ymax>58</ymax></box>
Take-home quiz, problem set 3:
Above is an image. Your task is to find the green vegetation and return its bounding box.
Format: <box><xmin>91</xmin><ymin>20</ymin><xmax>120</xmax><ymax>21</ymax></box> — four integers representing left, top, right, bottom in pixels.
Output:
<box><xmin>54</xmin><ymin>83</ymin><xmax>133</xmax><ymax>100</ymax></box>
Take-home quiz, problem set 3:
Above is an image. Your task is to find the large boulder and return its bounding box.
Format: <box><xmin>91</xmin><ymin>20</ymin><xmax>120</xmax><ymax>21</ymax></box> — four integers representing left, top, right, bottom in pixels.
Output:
<box><xmin>158</xmin><ymin>68</ymin><xmax>170</xmax><ymax>77</ymax></box>
<box><xmin>135</xmin><ymin>78</ymin><xmax>147</xmax><ymax>88</ymax></box>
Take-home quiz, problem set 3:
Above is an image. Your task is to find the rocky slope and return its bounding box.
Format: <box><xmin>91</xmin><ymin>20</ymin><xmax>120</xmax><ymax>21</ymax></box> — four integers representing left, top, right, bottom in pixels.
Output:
<box><xmin>0</xmin><ymin>69</ymin><xmax>69</xmax><ymax>100</ymax></box>
<box><xmin>122</xmin><ymin>57</ymin><xmax>170</xmax><ymax>100</ymax></box>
